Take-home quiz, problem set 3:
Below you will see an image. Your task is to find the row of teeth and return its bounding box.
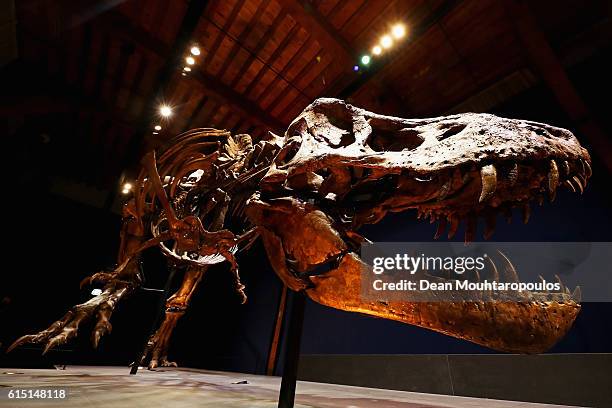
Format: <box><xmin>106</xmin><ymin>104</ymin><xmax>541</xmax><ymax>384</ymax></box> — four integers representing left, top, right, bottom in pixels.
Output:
<box><xmin>420</xmin><ymin>158</ymin><xmax>592</xmax><ymax>242</ymax></box>
<box><xmin>417</xmin><ymin>251</ymin><xmax>581</xmax><ymax>304</ymax></box>
<box><xmin>476</xmin><ymin>157</ymin><xmax>591</xmax><ymax>204</ymax></box>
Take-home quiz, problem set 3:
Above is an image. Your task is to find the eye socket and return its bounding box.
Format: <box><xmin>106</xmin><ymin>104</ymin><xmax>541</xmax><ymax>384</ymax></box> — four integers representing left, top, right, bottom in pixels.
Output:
<box><xmin>438</xmin><ymin>123</ymin><xmax>467</xmax><ymax>141</ymax></box>
<box><xmin>275</xmin><ymin>137</ymin><xmax>302</xmax><ymax>166</ymax></box>
<box><xmin>367</xmin><ymin>127</ymin><xmax>424</xmax><ymax>152</ymax></box>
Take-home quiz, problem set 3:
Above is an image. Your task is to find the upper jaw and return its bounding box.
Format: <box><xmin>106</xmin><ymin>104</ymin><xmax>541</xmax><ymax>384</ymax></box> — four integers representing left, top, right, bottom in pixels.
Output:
<box><xmin>333</xmin><ymin>153</ymin><xmax>591</xmax><ymax>242</ymax></box>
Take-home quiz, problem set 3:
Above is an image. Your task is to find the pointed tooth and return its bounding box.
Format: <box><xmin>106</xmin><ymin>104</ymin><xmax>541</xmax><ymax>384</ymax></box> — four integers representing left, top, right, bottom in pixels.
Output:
<box><xmin>576</xmin><ymin>173</ymin><xmax>587</xmax><ymax>187</ymax></box>
<box><xmin>564</xmin><ymin>179</ymin><xmax>576</xmax><ymax>193</ymax></box>
<box><xmin>464</xmin><ymin>214</ymin><xmax>476</xmax><ymax>244</ymax></box>
<box><xmin>577</xmin><ymin>160</ymin><xmax>586</xmax><ymax>177</ymax></box>
<box><xmin>562</xmin><ymin>160</ymin><xmax>570</xmax><ymax>176</ymax></box>
<box><xmin>479</xmin><ymin>164</ymin><xmax>497</xmax><ymax>203</ymax></box>
<box><xmin>572</xmin><ymin>176</ymin><xmax>584</xmax><ymax>194</ymax></box>
<box><xmin>548</xmin><ymin>160</ymin><xmax>559</xmax><ymax>200</ymax></box>
<box><xmin>447</xmin><ymin>215</ymin><xmax>459</xmax><ymax>239</ymax></box>
<box><xmin>434</xmin><ymin>218</ymin><xmax>447</xmax><ymax>240</ymax></box>
<box><xmin>486</xmin><ymin>257</ymin><xmax>500</xmax><ymax>282</ymax></box>
<box><xmin>555</xmin><ymin>274</ymin><xmax>565</xmax><ymax>292</ymax></box>
<box><xmin>497</xmin><ymin>250</ymin><xmax>519</xmax><ymax>283</ymax></box>
<box><xmin>507</xmin><ymin>162</ymin><xmax>518</xmax><ymax>186</ymax></box>
<box><xmin>483</xmin><ymin>212</ymin><xmax>496</xmax><ymax>240</ymax></box>
<box><xmin>572</xmin><ymin>286</ymin><xmax>582</xmax><ymax>302</ymax></box>
<box><xmin>437</xmin><ymin>177</ymin><xmax>452</xmax><ymax>201</ymax></box>
<box><xmin>583</xmin><ymin>160</ymin><xmax>592</xmax><ymax>178</ymax></box>
<box><xmin>429</xmin><ymin>212</ymin><xmax>436</xmax><ymax>224</ymax></box>
<box><xmin>521</xmin><ymin>203</ymin><xmax>531</xmax><ymax>224</ymax></box>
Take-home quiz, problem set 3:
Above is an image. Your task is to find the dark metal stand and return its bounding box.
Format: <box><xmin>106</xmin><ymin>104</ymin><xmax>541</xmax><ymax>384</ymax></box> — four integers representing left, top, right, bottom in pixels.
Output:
<box><xmin>130</xmin><ymin>266</ymin><xmax>177</xmax><ymax>375</ymax></box>
<box><xmin>277</xmin><ymin>291</ymin><xmax>306</xmax><ymax>408</ymax></box>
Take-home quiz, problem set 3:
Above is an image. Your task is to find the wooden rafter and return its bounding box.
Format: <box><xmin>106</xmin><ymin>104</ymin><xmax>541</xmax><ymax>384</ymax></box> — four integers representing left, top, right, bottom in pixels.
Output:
<box><xmin>228</xmin><ymin>9</ymin><xmax>288</xmax><ymax>89</ymax></box>
<box><xmin>277</xmin><ymin>0</ymin><xmax>354</xmax><ymax>62</ymax></box>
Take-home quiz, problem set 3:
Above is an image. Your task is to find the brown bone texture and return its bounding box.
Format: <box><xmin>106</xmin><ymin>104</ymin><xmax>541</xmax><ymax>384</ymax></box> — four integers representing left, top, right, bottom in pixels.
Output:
<box><xmin>10</xmin><ymin>99</ymin><xmax>591</xmax><ymax>358</ymax></box>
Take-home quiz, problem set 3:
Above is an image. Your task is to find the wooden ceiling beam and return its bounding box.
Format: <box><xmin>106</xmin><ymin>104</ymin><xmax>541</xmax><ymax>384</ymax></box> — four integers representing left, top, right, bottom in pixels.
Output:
<box><xmin>191</xmin><ymin>69</ymin><xmax>285</xmax><ymax>130</ymax></box>
<box><xmin>335</xmin><ymin>0</ymin><xmax>461</xmax><ymax>99</ymax></box>
<box><xmin>278</xmin><ymin>0</ymin><xmax>405</xmax><ymax>116</ymax></box>
<box><xmin>228</xmin><ymin>9</ymin><xmax>288</xmax><ymax>89</ymax></box>
<box><xmin>215</xmin><ymin>1</ymin><xmax>267</xmax><ymax>80</ymax></box>
<box><xmin>97</xmin><ymin>8</ymin><xmax>285</xmax><ymax>133</ymax></box>
<box><xmin>277</xmin><ymin>0</ymin><xmax>354</xmax><ymax>62</ymax></box>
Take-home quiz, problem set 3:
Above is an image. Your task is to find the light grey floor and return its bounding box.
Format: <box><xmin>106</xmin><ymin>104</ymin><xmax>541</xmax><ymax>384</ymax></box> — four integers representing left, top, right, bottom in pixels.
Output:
<box><xmin>0</xmin><ymin>366</ymin><xmax>580</xmax><ymax>408</ymax></box>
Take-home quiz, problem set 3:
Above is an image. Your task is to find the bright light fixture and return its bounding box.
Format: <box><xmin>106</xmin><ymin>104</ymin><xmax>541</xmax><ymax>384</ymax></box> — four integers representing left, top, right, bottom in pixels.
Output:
<box><xmin>186</xmin><ymin>56</ymin><xmax>195</xmax><ymax>65</ymax></box>
<box><xmin>154</xmin><ymin>125</ymin><xmax>162</xmax><ymax>131</ymax></box>
<box><xmin>159</xmin><ymin>105</ymin><xmax>173</xmax><ymax>117</ymax></box>
<box><xmin>123</xmin><ymin>182</ymin><xmax>132</xmax><ymax>190</ymax></box>
<box><xmin>353</xmin><ymin>65</ymin><xmax>359</xmax><ymax>72</ymax></box>
<box><xmin>91</xmin><ymin>288</ymin><xmax>102</xmax><ymax>296</ymax></box>
<box><xmin>190</xmin><ymin>46</ymin><xmax>201</xmax><ymax>56</ymax></box>
<box><xmin>392</xmin><ymin>24</ymin><xmax>406</xmax><ymax>39</ymax></box>
<box><xmin>361</xmin><ymin>55</ymin><xmax>371</xmax><ymax>65</ymax></box>
<box><xmin>372</xmin><ymin>45</ymin><xmax>382</xmax><ymax>55</ymax></box>
<box><xmin>183</xmin><ymin>66</ymin><xmax>191</xmax><ymax>72</ymax></box>
<box><xmin>381</xmin><ymin>35</ymin><xmax>393</xmax><ymax>48</ymax></box>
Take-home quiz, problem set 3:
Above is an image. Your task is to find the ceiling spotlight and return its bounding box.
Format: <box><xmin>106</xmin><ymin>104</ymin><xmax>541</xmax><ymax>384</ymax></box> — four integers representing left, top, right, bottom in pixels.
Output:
<box><xmin>392</xmin><ymin>24</ymin><xmax>406</xmax><ymax>39</ymax></box>
<box><xmin>183</xmin><ymin>66</ymin><xmax>191</xmax><ymax>72</ymax></box>
<box><xmin>121</xmin><ymin>188</ymin><xmax>130</xmax><ymax>195</ymax></box>
<box><xmin>372</xmin><ymin>45</ymin><xmax>382</xmax><ymax>55</ymax></box>
<box><xmin>353</xmin><ymin>65</ymin><xmax>359</xmax><ymax>72</ymax></box>
<box><xmin>154</xmin><ymin>125</ymin><xmax>162</xmax><ymax>131</ymax></box>
<box><xmin>186</xmin><ymin>56</ymin><xmax>195</xmax><ymax>65</ymax></box>
<box><xmin>123</xmin><ymin>182</ymin><xmax>132</xmax><ymax>190</ymax></box>
<box><xmin>190</xmin><ymin>46</ymin><xmax>201</xmax><ymax>56</ymax></box>
<box><xmin>381</xmin><ymin>35</ymin><xmax>393</xmax><ymax>49</ymax></box>
<box><xmin>361</xmin><ymin>55</ymin><xmax>371</xmax><ymax>65</ymax></box>
<box><xmin>91</xmin><ymin>288</ymin><xmax>102</xmax><ymax>296</ymax></box>
<box><xmin>159</xmin><ymin>105</ymin><xmax>173</xmax><ymax>118</ymax></box>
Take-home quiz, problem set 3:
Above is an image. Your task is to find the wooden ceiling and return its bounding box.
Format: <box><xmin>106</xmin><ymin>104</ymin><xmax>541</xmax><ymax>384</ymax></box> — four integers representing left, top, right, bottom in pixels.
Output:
<box><xmin>3</xmin><ymin>0</ymin><xmax>610</xmax><ymax>195</ymax></box>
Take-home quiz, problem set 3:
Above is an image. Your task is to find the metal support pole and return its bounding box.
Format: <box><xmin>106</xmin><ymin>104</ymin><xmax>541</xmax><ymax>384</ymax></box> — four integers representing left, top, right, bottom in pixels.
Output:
<box><xmin>277</xmin><ymin>291</ymin><xmax>306</xmax><ymax>408</ymax></box>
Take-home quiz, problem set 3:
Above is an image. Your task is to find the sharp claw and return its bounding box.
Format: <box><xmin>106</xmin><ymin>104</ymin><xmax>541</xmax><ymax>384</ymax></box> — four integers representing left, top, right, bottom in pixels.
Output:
<box><xmin>42</xmin><ymin>335</ymin><xmax>64</xmax><ymax>355</ymax></box>
<box><xmin>7</xmin><ymin>335</ymin><xmax>35</xmax><ymax>353</ymax></box>
<box><xmin>92</xmin><ymin>331</ymin><xmax>102</xmax><ymax>349</ymax></box>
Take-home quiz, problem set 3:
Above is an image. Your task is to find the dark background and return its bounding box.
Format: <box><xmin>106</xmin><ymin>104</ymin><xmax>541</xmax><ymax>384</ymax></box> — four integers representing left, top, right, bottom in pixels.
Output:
<box><xmin>1</xmin><ymin>0</ymin><xmax>611</xmax><ymax>375</ymax></box>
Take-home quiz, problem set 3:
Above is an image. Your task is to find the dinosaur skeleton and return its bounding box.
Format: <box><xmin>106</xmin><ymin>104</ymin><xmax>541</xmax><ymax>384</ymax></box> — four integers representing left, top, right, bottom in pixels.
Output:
<box><xmin>9</xmin><ymin>98</ymin><xmax>591</xmax><ymax>367</ymax></box>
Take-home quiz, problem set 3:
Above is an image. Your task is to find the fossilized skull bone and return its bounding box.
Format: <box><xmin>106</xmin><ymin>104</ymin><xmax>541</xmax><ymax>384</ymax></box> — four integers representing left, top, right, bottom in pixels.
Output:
<box><xmin>248</xmin><ymin>98</ymin><xmax>591</xmax><ymax>353</ymax></box>
<box><xmin>10</xmin><ymin>98</ymin><xmax>592</xmax><ymax>361</ymax></box>
<box><xmin>261</xmin><ymin>98</ymin><xmax>590</xmax><ymax>235</ymax></box>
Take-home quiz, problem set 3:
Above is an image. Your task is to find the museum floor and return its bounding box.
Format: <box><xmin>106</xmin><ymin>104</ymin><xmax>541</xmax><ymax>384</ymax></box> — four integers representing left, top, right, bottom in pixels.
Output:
<box><xmin>0</xmin><ymin>366</ymin><xmax>578</xmax><ymax>408</ymax></box>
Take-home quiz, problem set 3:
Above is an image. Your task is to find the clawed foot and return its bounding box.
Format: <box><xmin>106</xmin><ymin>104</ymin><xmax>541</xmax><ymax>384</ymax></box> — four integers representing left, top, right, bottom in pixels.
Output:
<box><xmin>8</xmin><ymin>285</ymin><xmax>130</xmax><ymax>354</ymax></box>
<box><xmin>236</xmin><ymin>283</ymin><xmax>247</xmax><ymax>304</ymax></box>
<box><xmin>137</xmin><ymin>312</ymin><xmax>181</xmax><ymax>370</ymax></box>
